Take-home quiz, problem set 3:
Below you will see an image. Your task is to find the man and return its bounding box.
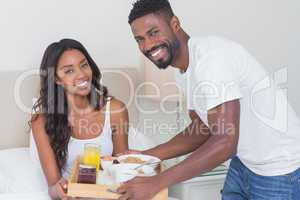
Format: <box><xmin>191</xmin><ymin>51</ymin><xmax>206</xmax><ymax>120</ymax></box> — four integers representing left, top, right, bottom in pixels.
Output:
<box><xmin>117</xmin><ymin>0</ymin><xmax>300</xmax><ymax>199</ymax></box>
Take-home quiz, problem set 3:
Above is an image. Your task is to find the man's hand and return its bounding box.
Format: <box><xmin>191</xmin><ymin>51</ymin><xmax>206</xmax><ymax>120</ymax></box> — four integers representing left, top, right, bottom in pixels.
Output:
<box><xmin>117</xmin><ymin>176</ymin><xmax>163</xmax><ymax>200</ymax></box>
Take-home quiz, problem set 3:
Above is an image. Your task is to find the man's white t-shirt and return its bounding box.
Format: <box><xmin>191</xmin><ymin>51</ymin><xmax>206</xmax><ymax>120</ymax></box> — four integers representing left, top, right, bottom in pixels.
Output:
<box><xmin>175</xmin><ymin>36</ymin><xmax>300</xmax><ymax>176</ymax></box>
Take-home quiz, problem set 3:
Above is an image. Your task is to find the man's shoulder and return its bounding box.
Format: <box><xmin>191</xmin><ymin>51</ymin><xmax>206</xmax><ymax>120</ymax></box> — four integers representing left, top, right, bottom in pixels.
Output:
<box><xmin>187</xmin><ymin>36</ymin><xmax>250</xmax><ymax>77</ymax></box>
<box><xmin>191</xmin><ymin>35</ymin><xmax>241</xmax><ymax>50</ymax></box>
<box><xmin>189</xmin><ymin>36</ymin><xmax>246</xmax><ymax>65</ymax></box>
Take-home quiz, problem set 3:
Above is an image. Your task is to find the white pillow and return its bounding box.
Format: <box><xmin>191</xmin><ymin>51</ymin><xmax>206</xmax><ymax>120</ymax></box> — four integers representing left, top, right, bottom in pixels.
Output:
<box><xmin>29</xmin><ymin>98</ymin><xmax>41</xmax><ymax>168</ymax></box>
<box><xmin>0</xmin><ymin>165</ymin><xmax>10</xmax><ymax>193</ymax></box>
<box><xmin>0</xmin><ymin>148</ymin><xmax>48</xmax><ymax>194</ymax></box>
<box><xmin>29</xmin><ymin>130</ymin><xmax>41</xmax><ymax>168</ymax></box>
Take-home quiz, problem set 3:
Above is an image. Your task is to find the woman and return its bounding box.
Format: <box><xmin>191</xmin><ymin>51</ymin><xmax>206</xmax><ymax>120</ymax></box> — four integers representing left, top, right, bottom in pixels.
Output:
<box><xmin>31</xmin><ymin>39</ymin><xmax>129</xmax><ymax>199</ymax></box>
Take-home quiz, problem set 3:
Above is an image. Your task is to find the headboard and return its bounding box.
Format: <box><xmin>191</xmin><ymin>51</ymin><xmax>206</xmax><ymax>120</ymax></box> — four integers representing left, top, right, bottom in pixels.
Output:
<box><xmin>0</xmin><ymin>67</ymin><xmax>141</xmax><ymax>150</ymax></box>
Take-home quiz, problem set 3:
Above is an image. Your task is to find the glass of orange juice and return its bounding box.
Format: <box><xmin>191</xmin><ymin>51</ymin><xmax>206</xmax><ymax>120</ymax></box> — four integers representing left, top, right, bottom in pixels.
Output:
<box><xmin>83</xmin><ymin>143</ymin><xmax>101</xmax><ymax>172</ymax></box>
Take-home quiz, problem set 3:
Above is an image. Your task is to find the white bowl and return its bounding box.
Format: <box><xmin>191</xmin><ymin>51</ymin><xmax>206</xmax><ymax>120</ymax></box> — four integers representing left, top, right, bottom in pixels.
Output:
<box><xmin>101</xmin><ymin>160</ymin><xmax>113</xmax><ymax>171</ymax></box>
<box><xmin>108</xmin><ymin>163</ymin><xmax>139</xmax><ymax>183</ymax></box>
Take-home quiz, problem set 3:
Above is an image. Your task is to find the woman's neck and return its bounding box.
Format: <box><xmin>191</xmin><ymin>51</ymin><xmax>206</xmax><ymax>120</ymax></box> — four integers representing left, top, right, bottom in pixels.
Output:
<box><xmin>67</xmin><ymin>94</ymin><xmax>93</xmax><ymax>116</ymax></box>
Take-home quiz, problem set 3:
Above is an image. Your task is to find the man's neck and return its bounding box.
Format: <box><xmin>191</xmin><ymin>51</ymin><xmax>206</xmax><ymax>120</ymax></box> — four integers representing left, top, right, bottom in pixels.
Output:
<box><xmin>171</xmin><ymin>31</ymin><xmax>190</xmax><ymax>72</ymax></box>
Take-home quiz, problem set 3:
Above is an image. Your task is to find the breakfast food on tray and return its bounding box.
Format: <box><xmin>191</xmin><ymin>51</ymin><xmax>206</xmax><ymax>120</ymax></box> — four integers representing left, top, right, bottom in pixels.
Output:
<box><xmin>101</xmin><ymin>155</ymin><xmax>115</xmax><ymax>161</ymax></box>
<box><xmin>68</xmin><ymin>156</ymin><xmax>168</xmax><ymax>199</ymax></box>
<box><xmin>77</xmin><ymin>164</ymin><xmax>97</xmax><ymax>184</ymax></box>
<box><xmin>119</xmin><ymin>156</ymin><xmax>146</xmax><ymax>164</ymax></box>
<box><xmin>77</xmin><ymin>154</ymin><xmax>161</xmax><ymax>185</ymax></box>
<box><xmin>113</xmin><ymin>159</ymin><xmax>120</xmax><ymax>164</ymax></box>
<box><xmin>101</xmin><ymin>156</ymin><xmax>118</xmax><ymax>171</ymax></box>
<box><xmin>83</xmin><ymin>144</ymin><xmax>101</xmax><ymax>172</ymax></box>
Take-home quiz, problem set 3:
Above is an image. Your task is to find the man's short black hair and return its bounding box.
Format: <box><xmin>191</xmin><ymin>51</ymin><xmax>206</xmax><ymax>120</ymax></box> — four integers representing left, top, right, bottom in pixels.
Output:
<box><xmin>128</xmin><ymin>0</ymin><xmax>174</xmax><ymax>24</ymax></box>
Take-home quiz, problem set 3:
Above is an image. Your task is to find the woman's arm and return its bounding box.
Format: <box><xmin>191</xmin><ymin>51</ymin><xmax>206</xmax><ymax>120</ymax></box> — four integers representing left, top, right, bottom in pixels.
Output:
<box><xmin>31</xmin><ymin>114</ymin><xmax>67</xmax><ymax>199</ymax></box>
<box><xmin>109</xmin><ymin>98</ymin><xmax>129</xmax><ymax>155</ymax></box>
<box><xmin>31</xmin><ymin>114</ymin><xmax>61</xmax><ymax>186</ymax></box>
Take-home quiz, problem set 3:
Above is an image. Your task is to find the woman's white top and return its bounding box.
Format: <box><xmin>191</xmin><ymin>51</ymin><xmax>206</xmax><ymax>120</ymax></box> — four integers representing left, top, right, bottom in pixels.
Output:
<box><xmin>62</xmin><ymin>100</ymin><xmax>113</xmax><ymax>178</ymax></box>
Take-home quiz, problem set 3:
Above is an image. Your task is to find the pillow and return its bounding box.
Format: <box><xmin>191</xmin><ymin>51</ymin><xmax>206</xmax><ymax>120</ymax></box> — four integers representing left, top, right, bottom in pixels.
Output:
<box><xmin>29</xmin><ymin>97</ymin><xmax>42</xmax><ymax>168</ymax></box>
<box><xmin>0</xmin><ymin>165</ymin><xmax>10</xmax><ymax>193</ymax></box>
<box><xmin>0</xmin><ymin>148</ymin><xmax>48</xmax><ymax>194</ymax></box>
<box><xmin>29</xmin><ymin>130</ymin><xmax>41</xmax><ymax>168</ymax></box>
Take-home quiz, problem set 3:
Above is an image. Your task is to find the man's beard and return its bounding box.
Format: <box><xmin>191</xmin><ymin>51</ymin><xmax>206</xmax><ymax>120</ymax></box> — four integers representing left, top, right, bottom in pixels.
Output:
<box><xmin>144</xmin><ymin>40</ymin><xmax>179</xmax><ymax>70</ymax></box>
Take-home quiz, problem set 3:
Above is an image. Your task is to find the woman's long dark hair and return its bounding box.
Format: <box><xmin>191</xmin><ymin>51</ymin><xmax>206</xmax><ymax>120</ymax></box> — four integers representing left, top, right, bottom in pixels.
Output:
<box><xmin>32</xmin><ymin>39</ymin><xmax>108</xmax><ymax>170</ymax></box>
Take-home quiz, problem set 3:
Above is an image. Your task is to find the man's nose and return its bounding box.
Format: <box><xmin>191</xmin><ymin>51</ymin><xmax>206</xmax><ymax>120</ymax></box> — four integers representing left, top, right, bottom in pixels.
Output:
<box><xmin>144</xmin><ymin>38</ymin><xmax>156</xmax><ymax>53</ymax></box>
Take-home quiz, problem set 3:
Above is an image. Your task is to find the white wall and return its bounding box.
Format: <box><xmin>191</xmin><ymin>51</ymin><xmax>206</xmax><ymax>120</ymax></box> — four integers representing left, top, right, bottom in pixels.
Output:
<box><xmin>0</xmin><ymin>0</ymin><xmax>140</xmax><ymax>70</ymax></box>
<box><xmin>171</xmin><ymin>0</ymin><xmax>300</xmax><ymax>114</ymax></box>
<box><xmin>0</xmin><ymin>0</ymin><xmax>299</xmax><ymax>113</ymax></box>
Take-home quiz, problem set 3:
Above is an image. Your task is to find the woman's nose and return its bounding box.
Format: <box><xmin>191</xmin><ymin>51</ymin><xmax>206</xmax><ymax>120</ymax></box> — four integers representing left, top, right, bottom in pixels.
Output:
<box><xmin>75</xmin><ymin>68</ymin><xmax>86</xmax><ymax>79</ymax></box>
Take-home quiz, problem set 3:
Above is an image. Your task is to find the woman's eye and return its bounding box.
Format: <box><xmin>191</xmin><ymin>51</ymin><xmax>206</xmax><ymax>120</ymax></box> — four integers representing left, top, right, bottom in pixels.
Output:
<box><xmin>136</xmin><ymin>38</ymin><xmax>142</xmax><ymax>44</ymax></box>
<box><xmin>65</xmin><ymin>69</ymin><xmax>74</xmax><ymax>74</ymax></box>
<box><xmin>81</xmin><ymin>63</ymin><xmax>89</xmax><ymax>68</ymax></box>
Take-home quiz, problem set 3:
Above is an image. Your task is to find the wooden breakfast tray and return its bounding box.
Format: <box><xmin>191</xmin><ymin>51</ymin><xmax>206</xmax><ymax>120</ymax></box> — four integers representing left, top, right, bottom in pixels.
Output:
<box><xmin>67</xmin><ymin>157</ymin><xmax>168</xmax><ymax>199</ymax></box>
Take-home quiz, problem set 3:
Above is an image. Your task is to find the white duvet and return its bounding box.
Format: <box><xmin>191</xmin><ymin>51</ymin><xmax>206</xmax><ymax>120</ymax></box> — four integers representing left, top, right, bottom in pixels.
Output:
<box><xmin>0</xmin><ymin>148</ymin><xmax>49</xmax><ymax>199</ymax></box>
<box><xmin>0</xmin><ymin>191</ymin><xmax>50</xmax><ymax>200</ymax></box>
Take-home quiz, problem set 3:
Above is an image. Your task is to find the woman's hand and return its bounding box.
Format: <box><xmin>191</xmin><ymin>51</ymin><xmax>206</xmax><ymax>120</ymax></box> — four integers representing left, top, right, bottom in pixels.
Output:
<box><xmin>48</xmin><ymin>178</ymin><xmax>70</xmax><ymax>200</ymax></box>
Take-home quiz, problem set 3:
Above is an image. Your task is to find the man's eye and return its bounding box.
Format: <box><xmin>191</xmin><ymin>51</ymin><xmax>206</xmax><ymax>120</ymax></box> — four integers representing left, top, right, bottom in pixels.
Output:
<box><xmin>149</xmin><ymin>31</ymin><xmax>158</xmax><ymax>37</ymax></box>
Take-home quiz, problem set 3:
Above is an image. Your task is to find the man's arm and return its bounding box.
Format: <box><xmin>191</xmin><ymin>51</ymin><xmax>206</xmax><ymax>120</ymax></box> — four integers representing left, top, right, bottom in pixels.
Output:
<box><xmin>156</xmin><ymin>99</ymin><xmax>240</xmax><ymax>188</ymax></box>
<box><xmin>143</xmin><ymin>110</ymin><xmax>211</xmax><ymax>160</ymax></box>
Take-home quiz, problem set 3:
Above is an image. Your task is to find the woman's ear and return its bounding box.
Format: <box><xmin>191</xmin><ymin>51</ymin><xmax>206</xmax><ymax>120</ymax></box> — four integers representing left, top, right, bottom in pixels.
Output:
<box><xmin>170</xmin><ymin>16</ymin><xmax>181</xmax><ymax>32</ymax></box>
<box><xmin>55</xmin><ymin>77</ymin><xmax>62</xmax><ymax>86</ymax></box>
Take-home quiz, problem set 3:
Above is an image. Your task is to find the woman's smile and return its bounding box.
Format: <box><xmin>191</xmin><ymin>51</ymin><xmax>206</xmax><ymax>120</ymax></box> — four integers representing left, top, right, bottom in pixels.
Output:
<box><xmin>75</xmin><ymin>79</ymin><xmax>90</xmax><ymax>89</ymax></box>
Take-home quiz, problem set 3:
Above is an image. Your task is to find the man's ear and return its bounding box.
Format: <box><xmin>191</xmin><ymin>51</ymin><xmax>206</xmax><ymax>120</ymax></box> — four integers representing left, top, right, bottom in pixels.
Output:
<box><xmin>170</xmin><ymin>16</ymin><xmax>181</xmax><ymax>32</ymax></box>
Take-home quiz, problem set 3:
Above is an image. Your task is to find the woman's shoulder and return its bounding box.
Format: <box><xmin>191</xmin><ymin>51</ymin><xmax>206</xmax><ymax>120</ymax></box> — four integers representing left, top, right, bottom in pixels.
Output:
<box><xmin>30</xmin><ymin>113</ymin><xmax>49</xmax><ymax>138</ymax></box>
<box><xmin>106</xmin><ymin>98</ymin><xmax>128</xmax><ymax>122</ymax></box>
<box><xmin>107</xmin><ymin>97</ymin><xmax>127</xmax><ymax>111</ymax></box>
<box><xmin>31</xmin><ymin>113</ymin><xmax>46</xmax><ymax>128</ymax></box>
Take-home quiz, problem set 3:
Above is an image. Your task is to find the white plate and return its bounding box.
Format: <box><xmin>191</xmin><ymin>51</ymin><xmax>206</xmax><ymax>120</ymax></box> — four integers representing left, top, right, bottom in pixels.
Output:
<box><xmin>117</xmin><ymin>154</ymin><xmax>161</xmax><ymax>166</ymax></box>
<box><xmin>103</xmin><ymin>155</ymin><xmax>161</xmax><ymax>183</ymax></box>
